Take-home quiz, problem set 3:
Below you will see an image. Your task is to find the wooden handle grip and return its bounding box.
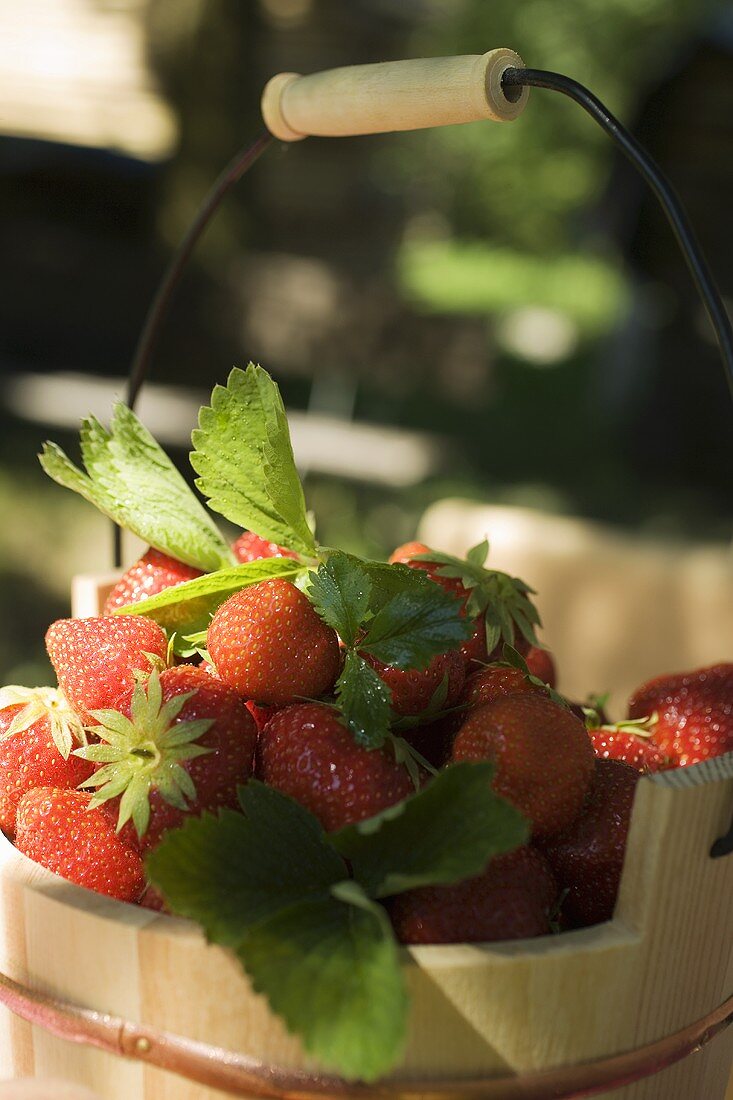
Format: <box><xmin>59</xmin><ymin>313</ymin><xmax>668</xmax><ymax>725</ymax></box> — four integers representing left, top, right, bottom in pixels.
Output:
<box><xmin>261</xmin><ymin>49</ymin><xmax>528</xmax><ymax>141</ymax></box>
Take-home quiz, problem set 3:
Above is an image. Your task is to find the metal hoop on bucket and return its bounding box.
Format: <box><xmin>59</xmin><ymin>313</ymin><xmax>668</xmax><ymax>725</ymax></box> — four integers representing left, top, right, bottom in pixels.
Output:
<box><xmin>0</xmin><ymin>967</ymin><xmax>731</xmax><ymax>1099</ymax></box>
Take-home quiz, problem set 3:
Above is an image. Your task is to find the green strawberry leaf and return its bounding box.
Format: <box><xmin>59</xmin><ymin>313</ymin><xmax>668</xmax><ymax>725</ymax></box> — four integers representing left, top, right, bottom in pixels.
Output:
<box><xmin>331</xmin><ymin>762</ymin><xmax>528</xmax><ymax>897</ymax></box>
<box><xmin>307</xmin><ymin>553</ymin><xmax>469</xmax><ymax>748</ymax></box>
<box><xmin>307</xmin><ymin>552</ymin><xmax>372</xmax><ymax>648</ymax></box>
<box><xmin>167</xmin><ymin>629</ymin><xmax>210</xmax><ymax>659</ymax></box>
<box><xmin>148</xmin><ymin>783</ymin><xmax>406</xmax><ymax>1081</ymax></box>
<box><xmin>236</xmin><ymin>885</ymin><xmax>406</xmax><ymax>1082</ymax></box>
<box><xmin>335</xmin><ymin>650</ymin><xmax>393</xmax><ymax>750</ymax></box>
<box><xmin>361</xmin><ymin>559</ymin><xmax>439</xmax><ymax>610</ymax></box>
<box><xmin>147</xmin><ymin>770</ymin><xmax>532</xmax><ymax>1081</ymax></box>
<box><xmin>191</xmin><ymin>365</ymin><xmax>316</xmax><ymax>558</ymax></box>
<box><xmin>358</xmin><ymin>586</ymin><xmax>472</xmax><ymax>670</ymax></box>
<box><xmin>40</xmin><ymin>405</ymin><xmax>233</xmax><ymax>573</ymax></box>
<box><xmin>146</xmin><ymin>782</ymin><xmax>347</xmax><ymax>945</ymax></box>
<box><xmin>113</xmin><ymin>557</ymin><xmax>305</xmax><ymax>634</ymax></box>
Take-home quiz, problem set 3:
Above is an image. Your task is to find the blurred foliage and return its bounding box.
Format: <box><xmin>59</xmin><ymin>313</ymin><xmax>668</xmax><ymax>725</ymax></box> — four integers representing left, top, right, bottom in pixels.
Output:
<box><xmin>399</xmin><ymin>240</ymin><xmax>626</xmax><ymax>331</ymax></box>
<box><xmin>396</xmin><ymin>0</ymin><xmax>705</xmax><ymax>250</ymax></box>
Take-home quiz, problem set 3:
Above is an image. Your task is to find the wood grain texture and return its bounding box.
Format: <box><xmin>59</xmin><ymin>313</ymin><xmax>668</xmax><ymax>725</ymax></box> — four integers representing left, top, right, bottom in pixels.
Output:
<box><xmin>70</xmin><ymin>575</ymin><xmax>120</xmax><ymax>619</ymax></box>
<box><xmin>261</xmin><ymin>50</ymin><xmax>529</xmax><ymax>141</ymax></box>
<box><xmin>0</xmin><ymin>573</ymin><xmax>730</xmax><ymax>1099</ymax></box>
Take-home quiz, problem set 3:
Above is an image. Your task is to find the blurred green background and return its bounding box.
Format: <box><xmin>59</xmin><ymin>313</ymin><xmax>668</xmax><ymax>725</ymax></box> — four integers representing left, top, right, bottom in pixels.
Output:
<box><xmin>0</xmin><ymin>0</ymin><xmax>731</xmax><ymax>685</ymax></box>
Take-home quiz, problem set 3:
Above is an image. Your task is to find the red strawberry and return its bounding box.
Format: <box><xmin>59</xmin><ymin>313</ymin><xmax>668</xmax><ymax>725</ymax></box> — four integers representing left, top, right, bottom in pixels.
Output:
<box><xmin>45</xmin><ymin>615</ymin><xmax>168</xmax><ymax>721</ymax></box>
<box><xmin>208</xmin><ymin>579</ymin><xmax>340</xmax><ymax>707</ymax></box>
<box><xmin>103</xmin><ymin>548</ymin><xmax>202</xmax><ymax>615</ymax></box>
<box><xmin>462</xmin><ymin>664</ymin><xmax>544</xmax><ymax>709</ymax></box>
<box><xmin>233</xmin><ymin>532</ymin><xmax>298</xmax><ymax>564</ymax></box>
<box><xmin>15</xmin><ymin>788</ymin><xmax>145</xmax><ymax>902</ymax></box>
<box><xmin>201</xmin><ymin>667</ymin><xmax>280</xmax><ymax>734</ymax></box>
<box><xmin>257</xmin><ymin>703</ymin><xmax>415</xmax><ymax>831</ymax></box>
<box><xmin>588</xmin><ymin>722</ymin><xmax>669</xmax><ymax>773</ymax></box>
<box><xmin>0</xmin><ymin>792</ymin><xmax>14</xmax><ymax>839</ymax></box>
<box><xmin>388</xmin><ymin>542</ymin><xmax>466</xmax><ymax>601</ymax></box>
<box><xmin>81</xmin><ymin>666</ymin><xmax>257</xmax><ymax>854</ymax></box>
<box><xmin>430</xmin><ymin>663</ymin><xmax>545</xmax><ymax>763</ymax></box>
<box><xmin>388</xmin><ymin>541</ymin><xmax>432</xmax><ymax>565</ymax></box>
<box><xmin>0</xmin><ymin>700</ymin><xmax>93</xmax><ymax>840</ymax></box>
<box><xmin>363</xmin><ymin>649</ymin><xmax>465</xmax><ymax>718</ymax></box>
<box><xmin>390</xmin><ymin>846</ymin><xmax>557</xmax><ymax>944</ymax></box>
<box><xmin>246</xmin><ymin>700</ymin><xmax>280</xmax><ymax>732</ymax></box>
<box><xmin>525</xmin><ymin>646</ymin><xmax>557</xmax><ymax>688</ymax></box>
<box><xmin>540</xmin><ymin>760</ymin><xmax>639</xmax><ymax>927</ymax></box>
<box><xmin>460</xmin><ymin>619</ymin><xmax>491</xmax><ymax>668</ymax></box>
<box><xmin>138</xmin><ymin>884</ymin><xmax>169</xmax><ymax>913</ymax></box>
<box><xmin>452</xmin><ymin>693</ymin><xmax>595</xmax><ymax>839</ymax></box>
<box><xmin>400</xmin><ymin>721</ymin><xmax>454</xmax><ymax>770</ymax></box>
<box><xmin>627</xmin><ymin>663</ymin><xmax>733</xmax><ymax>767</ymax></box>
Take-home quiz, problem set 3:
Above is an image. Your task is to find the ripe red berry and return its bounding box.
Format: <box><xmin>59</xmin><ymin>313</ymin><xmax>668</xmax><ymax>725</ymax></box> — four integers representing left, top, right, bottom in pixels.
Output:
<box><xmin>451</xmin><ymin>693</ymin><xmax>595</xmax><ymax>839</ymax></box>
<box><xmin>388</xmin><ymin>541</ymin><xmax>431</xmax><ymax>565</ymax></box>
<box><xmin>627</xmin><ymin>663</ymin><xmax>733</xmax><ymax>767</ymax></box>
<box><xmin>246</xmin><ymin>700</ymin><xmax>280</xmax><ymax>732</ymax></box>
<box><xmin>363</xmin><ymin>649</ymin><xmax>465</xmax><ymax>718</ymax></box>
<box><xmin>233</xmin><ymin>532</ymin><xmax>298</xmax><ymax>563</ymax></box>
<box><xmin>460</xmin><ymin>619</ymin><xmax>491</xmax><ymax>669</ymax></box>
<box><xmin>525</xmin><ymin>646</ymin><xmax>557</xmax><ymax>688</ymax></box>
<box><xmin>0</xmin><ymin>706</ymin><xmax>94</xmax><ymax>840</ymax></box>
<box><xmin>390</xmin><ymin>846</ymin><xmax>558</xmax><ymax>944</ymax></box>
<box><xmin>208</xmin><ymin>579</ymin><xmax>340</xmax><ymax>707</ymax></box>
<box><xmin>400</xmin><ymin>721</ymin><xmax>455</xmax><ymax>770</ymax></box>
<box><xmin>540</xmin><ymin>760</ymin><xmax>639</xmax><ymax>927</ymax></box>
<box><xmin>428</xmin><ymin>664</ymin><xmax>545</xmax><ymax>766</ymax></box>
<box><xmin>15</xmin><ymin>788</ymin><xmax>145</xmax><ymax>903</ymax></box>
<box><xmin>589</xmin><ymin>725</ymin><xmax>669</xmax><ymax>773</ymax></box>
<box><xmin>201</xmin><ymin>666</ymin><xmax>281</xmax><ymax>733</ymax></box>
<box><xmin>138</xmin><ymin>884</ymin><xmax>169</xmax><ymax>912</ymax></box>
<box><xmin>103</xmin><ymin>548</ymin><xmax>202</xmax><ymax>615</ymax></box>
<box><xmin>45</xmin><ymin>615</ymin><xmax>168</xmax><ymax>721</ymax></box>
<box><xmin>84</xmin><ymin>665</ymin><xmax>257</xmax><ymax>854</ymax></box>
<box><xmin>462</xmin><ymin>664</ymin><xmax>544</xmax><ymax>710</ymax></box>
<box><xmin>388</xmin><ymin>542</ymin><xmax>466</xmax><ymax>601</ymax></box>
<box><xmin>257</xmin><ymin>703</ymin><xmax>415</xmax><ymax>831</ymax></box>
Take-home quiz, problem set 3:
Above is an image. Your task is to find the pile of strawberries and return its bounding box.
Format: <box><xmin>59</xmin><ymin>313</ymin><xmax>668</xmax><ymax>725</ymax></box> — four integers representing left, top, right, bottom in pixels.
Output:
<box><xmin>2</xmin><ymin>532</ymin><xmax>731</xmax><ymax>942</ymax></box>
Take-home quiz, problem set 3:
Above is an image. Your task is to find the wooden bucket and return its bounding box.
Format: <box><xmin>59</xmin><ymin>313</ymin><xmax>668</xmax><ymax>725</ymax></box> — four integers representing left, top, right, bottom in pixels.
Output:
<box><xmin>0</xmin><ymin>578</ymin><xmax>732</xmax><ymax>1099</ymax></box>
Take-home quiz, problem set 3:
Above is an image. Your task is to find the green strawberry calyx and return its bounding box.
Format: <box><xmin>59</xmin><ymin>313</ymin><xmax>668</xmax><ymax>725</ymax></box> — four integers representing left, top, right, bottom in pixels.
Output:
<box><xmin>75</xmin><ymin>670</ymin><xmax>214</xmax><ymax>838</ymax></box>
<box><xmin>583</xmin><ymin>706</ymin><xmax>659</xmax><ymax>739</ymax></box>
<box><xmin>0</xmin><ymin>685</ymin><xmax>87</xmax><ymax>760</ymax></box>
<box><xmin>491</xmin><ymin>643</ymin><xmax>571</xmax><ymax>710</ymax></box>
<box><xmin>412</xmin><ymin>539</ymin><xmax>542</xmax><ymax>653</ymax></box>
